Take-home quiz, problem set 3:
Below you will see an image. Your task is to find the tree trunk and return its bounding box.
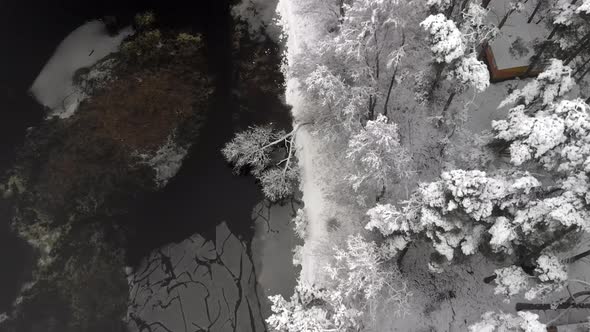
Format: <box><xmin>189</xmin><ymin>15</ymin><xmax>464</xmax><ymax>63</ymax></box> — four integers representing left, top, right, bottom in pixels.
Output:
<box><xmin>339</xmin><ymin>0</ymin><xmax>346</xmax><ymax>23</ymax></box>
<box><xmin>579</xmin><ymin>65</ymin><xmax>590</xmax><ymax>82</ymax></box>
<box><xmin>446</xmin><ymin>0</ymin><xmax>457</xmax><ymax>18</ymax></box>
<box><xmin>376</xmin><ymin>184</ymin><xmax>386</xmax><ymax>202</ymax></box>
<box><xmin>565</xmin><ymin>32</ymin><xmax>590</xmax><ymax>65</ymax></box>
<box><xmin>383</xmin><ymin>31</ymin><xmax>405</xmax><ymax>117</ymax></box>
<box><xmin>429</xmin><ymin>63</ymin><xmax>445</xmax><ymax>101</ymax></box>
<box><xmin>525</xmin><ymin>27</ymin><xmax>557</xmax><ymax>75</ymax></box>
<box><xmin>461</xmin><ymin>0</ymin><xmax>471</xmax><ymax>11</ymax></box>
<box><xmin>516</xmin><ymin>302</ymin><xmax>590</xmax><ymax>311</ymax></box>
<box><xmin>383</xmin><ymin>65</ymin><xmax>399</xmax><ymax>117</ymax></box>
<box><xmin>562</xmin><ymin>249</ymin><xmax>590</xmax><ymax>264</ymax></box>
<box><xmin>498</xmin><ymin>9</ymin><xmax>515</xmax><ymax>30</ymax></box>
<box><xmin>441</xmin><ymin>92</ymin><xmax>456</xmax><ymax>116</ymax></box>
<box><xmin>368</xmin><ymin>95</ymin><xmax>376</xmax><ymax>120</ymax></box>
<box><xmin>518</xmin><ymin>290</ymin><xmax>590</xmax><ymax>313</ymax></box>
<box><xmin>397</xmin><ymin>246</ymin><xmax>410</xmax><ymax>269</ymax></box>
<box><xmin>574</xmin><ymin>56</ymin><xmax>590</xmax><ymax>76</ymax></box>
<box><xmin>483</xmin><ymin>274</ymin><xmax>497</xmax><ymax>284</ymax></box>
<box><xmin>528</xmin><ymin>0</ymin><xmax>543</xmax><ymax>23</ymax></box>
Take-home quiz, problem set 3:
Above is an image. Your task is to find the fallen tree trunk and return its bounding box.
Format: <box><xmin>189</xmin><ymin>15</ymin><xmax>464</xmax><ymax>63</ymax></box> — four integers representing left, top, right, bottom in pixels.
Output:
<box><xmin>516</xmin><ymin>302</ymin><xmax>590</xmax><ymax>311</ymax></box>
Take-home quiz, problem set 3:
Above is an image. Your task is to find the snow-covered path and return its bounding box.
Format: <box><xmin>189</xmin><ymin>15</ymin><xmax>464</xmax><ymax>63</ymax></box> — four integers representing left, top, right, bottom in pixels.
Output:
<box><xmin>293</xmin><ymin>127</ymin><xmax>331</xmax><ymax>284</ymax></box>
<box><xmin>277</xmin><ymin>0</ymin><xmax>337</xmax><ymax>286</ymax></box>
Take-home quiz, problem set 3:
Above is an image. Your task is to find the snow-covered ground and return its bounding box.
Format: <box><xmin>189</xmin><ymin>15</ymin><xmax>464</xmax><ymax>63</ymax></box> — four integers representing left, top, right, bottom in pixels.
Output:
<box><xmin>277</xmin><ymin>0</ymin><xmax>339</xmax><ymax>286</ymax></box>
<box><xmin>274</xmin><ymin>0</ymin><xmax>590</xmax><ymax>330</ymax></box>
<box><xmin>30</xmin><ymin>21</ymin><xmax>132</xmax><ymax>118</ymax></box>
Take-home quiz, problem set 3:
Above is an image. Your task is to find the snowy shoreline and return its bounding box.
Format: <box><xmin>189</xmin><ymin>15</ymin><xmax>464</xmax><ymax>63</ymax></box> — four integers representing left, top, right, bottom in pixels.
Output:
<box><xmin>277</xmin><ymin>0</ymin><xmax>334</xmax><ymax>286</ymax></box>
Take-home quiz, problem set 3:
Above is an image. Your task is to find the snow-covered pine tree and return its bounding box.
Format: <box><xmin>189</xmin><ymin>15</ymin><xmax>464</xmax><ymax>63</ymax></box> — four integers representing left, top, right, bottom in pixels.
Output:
<box><xmin>365</xmin><ymin>62</ymin><xmax>590</xmax><ymax>296</ymax></box>
<box><xmin>528</xmin><ymin>0</ymin><xmax>590</xmax><ymax>77</ymax></box>
<box><xmin>420</xmin><ymin>3</ymin><xmax>493</xmax><ymax>116</ymax></box>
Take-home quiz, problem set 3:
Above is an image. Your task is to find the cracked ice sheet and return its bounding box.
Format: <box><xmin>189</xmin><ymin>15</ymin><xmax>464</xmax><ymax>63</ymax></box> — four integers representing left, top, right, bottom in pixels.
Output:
<box><xmin>250</xmin><ymin>200</ymin><xmax>300</xmax><ymax>301</ymax></box>
<box><xmin>127</xmin><ymin>200</ymin><xmax>299</xmax><ymax>332</ymax></box>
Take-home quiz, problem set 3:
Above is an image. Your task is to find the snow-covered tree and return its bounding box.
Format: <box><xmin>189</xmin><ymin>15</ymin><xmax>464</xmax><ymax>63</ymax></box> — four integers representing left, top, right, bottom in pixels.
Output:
<box><xmin>469</xmin><ymin>311</ymin><xmax>546</xmax><ymax>332</ymax></box>
<box><xmin>259</xmin><ymin>167</ymin><xmax>300</xmax><ymax>201</ymax></box>
<box><xmin>364</xmin><ymin>62</ymin><xmax>590</xmax><ymax>303</ymax></box>
<box><xmin>292</xmin><ymin>208</ymin><xmax>308</xmax><ymax>239</ymax></box>
<box><xmin>346</xmin><ymin>114</ymin><xmax>410</xmax><ymax>203</ymax></box>
<box><xmin>366</xmin><ymin>169</ymin><xmax>552</xmax><ymax>262</ymax></box>
<box><xmin>260</xmin><ymin>0</ymin><xmax>590</xmax><ymax>330</ymax></box>
<box><xmin>426</xmin><ymin>0</ymin><xmax>452</xmax><ymax>13</ymax></box>
<box><xmin>267</xmin><ymin>235</ymin><xmax>409</xmax><ymax>332</ymax></box>
<box><xmin>301</xmin><ymin>64</ymin><xmax>369</xmax><ymax>133</ymax></box>
<box><xmin>366</xmin><ymin>203</ymin><xmax>413</xmax><ymax>236</ymax></box>
<box><xmin>324</xmin><ymin>235</ymin><xmax>409</xmax><ymax>312</ymax></box>
<box><xmin>493</xmin><ymin>265</ymin><xmax>531</xmax><ymax>298</ymax></box>
<box><xmin>421</xmin><ymin>14</ymin><xmax>466</xmax><ymax>64</ymax></box>
<box><xmin>438</xmin><ymin>52</ymin><xmax>490</xmax><ymax>116</ymax></box>
<box><xmin>222</xmin><ymin>123</ymin><xmax>307</xmax><ymax>201</ymax></box>
<box><xmin>461</xmin><ymin>3</ymin><xmax>497</xmax><ymax>51</ymax></box>
<box><xmin>267</xmin><ymin>280</ymin><xmax>343</xmax><ymax>332</ymax></box>
<box><xmin>278</xmin><ymin>0</ymin><xmax>438</xmax><ymax>206</ymax></box>
<box><xmin>222</xmin><ymin>125</ymin><xmax>283</xmax><ymax>176</ymax></box>
<box><xmin>522</xmin><ymin>0</ymin><xmax>590</xmax><ymax>76</ymax></box>
<box><xmin>499</xmin><ymin>59</ymin><xmax>574</xmax><ymax>108</ymax></box>
<box><xmin>450</xmin><ymin>53</ymin><xmax>490</xmax><ymax>93</ymax></box>
<box><xmin>549</xmin><ymin>0</ymin><xmax>590</xmax><ymax>66</ymax></box>
<box><xmin>421</xmin><ymin>7</ymin><xmax>492</xmax><ymax>117</ymax></box>
<box><xmin>291</xmin><ymin>0</ymin><xmax>414</xmax><ymax>129</ymax></box>
<box><xmin>494</xmin><ymin>99</ymin><xmax>589</xmax><ymax>169</ymax></box>
<box><xmin>367</xmin><ymin>161</ymin><xmax>588</xmax><ymax>271</ymax></box>
<box><xmin>493</xmin><ymin>253</ymin><xmax>568</xmax><ymax>300</ymax></box>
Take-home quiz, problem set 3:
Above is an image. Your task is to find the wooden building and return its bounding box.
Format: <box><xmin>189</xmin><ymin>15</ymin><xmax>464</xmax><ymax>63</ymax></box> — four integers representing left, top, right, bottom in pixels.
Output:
<box><xmin>483</xmin><ymin>0</ymin><xmax>550</xmax><ymax>81</ymax></box>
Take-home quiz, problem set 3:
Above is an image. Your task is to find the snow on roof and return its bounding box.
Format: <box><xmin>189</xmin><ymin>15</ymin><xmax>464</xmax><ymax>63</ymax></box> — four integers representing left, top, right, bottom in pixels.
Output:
<box><xmin>487</xmin><ymin>0</ymin><xmax>551</xmax><ymax>70</ymax></box>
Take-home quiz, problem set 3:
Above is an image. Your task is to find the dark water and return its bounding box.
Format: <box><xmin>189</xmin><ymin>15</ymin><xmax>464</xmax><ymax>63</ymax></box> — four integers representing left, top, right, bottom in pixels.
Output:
<box><xmin>0</xmin><ymin>0</ymin><xmax>290</xmax><ymax>315</ymax></box>
<box><xmin>125</xmin><ymin>27</ymin><xmax>291</xmax><ymax>263</ymax></box>
<box><xmin>0</xmin><ymin>0</ymin><xmax>148</xmax><ymax>312</ymax></box>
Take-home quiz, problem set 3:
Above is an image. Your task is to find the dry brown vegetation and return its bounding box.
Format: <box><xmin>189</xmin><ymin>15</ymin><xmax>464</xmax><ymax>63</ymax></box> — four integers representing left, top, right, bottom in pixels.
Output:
<box><xmin>24</xmin><ymin>65</ymin><xmax>210</xmax><ymax>219</ymax></box>
<box><xmin>12</xmin><ymin>27</ymin><xmax>212</xmax><ymax>224</ymax></box>
<box><xmin>78</xmin><ymin>69</ymin><xmax>199</xmax><ymax>152</ymax></box>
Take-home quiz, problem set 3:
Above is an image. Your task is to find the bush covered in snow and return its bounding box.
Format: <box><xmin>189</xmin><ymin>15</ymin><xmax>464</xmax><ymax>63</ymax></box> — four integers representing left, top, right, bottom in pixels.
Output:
<box><xmin>268</xmin><ymin>235</ymin><xmax>409</xmax><ymax>332</ymax></box>
<box><xmin>292</xmin><ymin>208</ymin><xmax>308</xmax><ymax>240</ymax></box>
<box><xmin>469</xmin><ymin>311</ymin><xmax>546</xmax><ymax>332</ymax></box>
